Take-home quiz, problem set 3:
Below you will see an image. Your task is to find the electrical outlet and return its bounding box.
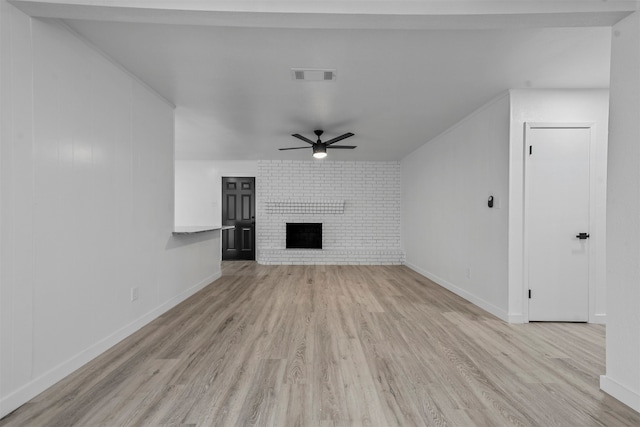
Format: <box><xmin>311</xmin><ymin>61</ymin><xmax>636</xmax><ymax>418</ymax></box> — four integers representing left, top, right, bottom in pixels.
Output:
<box><xmin>131</xmin><ymin>287</ymin><xmax>139</xmax><ymax>302</ymax></box>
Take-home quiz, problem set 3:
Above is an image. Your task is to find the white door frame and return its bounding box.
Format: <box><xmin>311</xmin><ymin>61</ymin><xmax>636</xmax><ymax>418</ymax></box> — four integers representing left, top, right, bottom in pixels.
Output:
<box><xmin>523</xmin><ymin>122</ymin><xmax>596</xmax><ymax>322</ymax></box>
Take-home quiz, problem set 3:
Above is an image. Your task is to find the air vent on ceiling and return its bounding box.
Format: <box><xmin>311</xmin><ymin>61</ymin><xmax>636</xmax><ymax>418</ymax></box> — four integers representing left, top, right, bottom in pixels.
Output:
<box><xmin>291</xmin><ymin>69</ymin><xmax>336</xmax><ymax>81</ymax></box>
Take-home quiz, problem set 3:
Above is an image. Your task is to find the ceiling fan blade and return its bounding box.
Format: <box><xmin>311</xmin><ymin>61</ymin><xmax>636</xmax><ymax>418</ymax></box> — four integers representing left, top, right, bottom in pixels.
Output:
<box><xmin>291</xmin><ymin>134</ymin><xmax>315</xmax><ymax>145</ymax></box>
<box><xmin>326</xmin><ymin>145</ymin><xmax>357</xmax><ymax>149</ymax></box>
<box><xmin>324</xmin><ymin>132</ymin><xmax>355</xmax><ymax>145</ymax></box>
<box><xmin>279</xmin><ymin>147</ymin><xmax>311</xmax><ymax>150</ymax></box>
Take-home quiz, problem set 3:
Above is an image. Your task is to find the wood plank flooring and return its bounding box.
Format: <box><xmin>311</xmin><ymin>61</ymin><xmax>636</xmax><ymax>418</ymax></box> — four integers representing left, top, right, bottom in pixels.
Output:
<box><xmin>2</xmin><ymin>262</ymin><xmax>639</xmax><ymax>426</ymax></box>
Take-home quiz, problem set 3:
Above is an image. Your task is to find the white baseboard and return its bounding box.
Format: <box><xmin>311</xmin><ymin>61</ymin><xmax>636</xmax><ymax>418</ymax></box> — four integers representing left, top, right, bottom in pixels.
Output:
<box><xmin>404</xmin><ymin>262</ymin><xmax>509</xmax><ymax>322</ymax></box>
<box><xmin>600</xmin><ymin>375</ymin><xmax>640</xmax><ymax>413</ymax></box>
<box><xmin>0</xmin><ymin>271</ymin><xmax>221</xmax><ymax>418</ymax></box>
<box><xmin>593</xmin><ymin>313</ymin><xmax>607</xmax><ymax>324</ymax></box>
<box><xmin>507</xmin><ymin>313</ymin><xmax>526</xmax><ymax>324</ymax></box>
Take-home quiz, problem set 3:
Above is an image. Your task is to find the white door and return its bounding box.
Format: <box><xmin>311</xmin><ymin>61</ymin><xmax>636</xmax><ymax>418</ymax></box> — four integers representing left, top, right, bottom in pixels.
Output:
<box><xmin>525</xmin><ymin>124</ymin><xmax>591</xmax><ymax>322</ymax></box>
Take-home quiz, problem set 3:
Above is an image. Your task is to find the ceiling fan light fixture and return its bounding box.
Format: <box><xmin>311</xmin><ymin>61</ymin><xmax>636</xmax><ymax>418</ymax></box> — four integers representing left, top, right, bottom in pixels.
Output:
<box><xmin>313</xmin><ymin>145</ymin><xmax>327</xmax><ymax>159</ymax></box>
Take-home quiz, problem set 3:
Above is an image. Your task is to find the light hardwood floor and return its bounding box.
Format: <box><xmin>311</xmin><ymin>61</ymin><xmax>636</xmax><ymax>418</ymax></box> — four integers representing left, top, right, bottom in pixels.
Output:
<box><xmin>2</xmin><ymin>262</ymin><xmax>639</xmax><ymax>426</ymax></box>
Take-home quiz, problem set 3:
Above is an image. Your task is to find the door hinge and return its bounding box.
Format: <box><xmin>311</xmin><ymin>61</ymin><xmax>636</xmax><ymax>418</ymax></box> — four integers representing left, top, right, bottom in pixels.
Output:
<box><xmin>529</xmin><ymin>145</ymin><xmax>533</xmax><ymax>155</ymax></box>
<box><xmin>528</xmin><ymin>289</ymin><xmax>532</xmax><ymax>299</ymax></box>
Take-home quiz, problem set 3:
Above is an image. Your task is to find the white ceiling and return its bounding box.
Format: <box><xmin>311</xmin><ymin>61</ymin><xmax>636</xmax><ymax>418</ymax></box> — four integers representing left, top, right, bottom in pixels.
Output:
<box><xmin>12</xmin><ymin>1</ymin><xmax>621</xmax><ymax>161</ymax></box>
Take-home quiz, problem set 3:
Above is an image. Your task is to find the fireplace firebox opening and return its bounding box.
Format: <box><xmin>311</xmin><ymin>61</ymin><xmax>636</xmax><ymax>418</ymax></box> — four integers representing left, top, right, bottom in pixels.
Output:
<box><xmin>286</xmin><ymin>223</ymin><xmax>322</xmax><ymax>249</ymax></box>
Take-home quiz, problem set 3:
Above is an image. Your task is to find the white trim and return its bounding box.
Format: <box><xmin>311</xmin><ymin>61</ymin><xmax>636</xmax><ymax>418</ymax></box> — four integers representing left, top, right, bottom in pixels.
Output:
<box><xmin>405</xmin><ymin>262</ymin><xmax>509</xmax><ymax>322</ymax></box>
<box><xmin>600</xmin><ymin>375</ymin><xmax>640</xmax><ymax>413</ymax></box>
<box><xmin>507</xmin><ymin>313</ymin><xmax>526</xmax><ymax>324</ymax></box>
<box><xmin>522</xmin><ymin>122</ymin><xmax>595</xmax><ymax>322</ymax></box>
<box><xmin>593</xmin><ymin>313</ymin><xmax>606</xmax><ymax>324</ymax></box>
<box><xmin>0</xmin><ymin>271</ymin><xmax>221</xmax><ymax>418</ymax></box>
<box><xmin>7</xmin><ymin>0</ymin><xmax>635</xmax><ymax>30</ymax></box>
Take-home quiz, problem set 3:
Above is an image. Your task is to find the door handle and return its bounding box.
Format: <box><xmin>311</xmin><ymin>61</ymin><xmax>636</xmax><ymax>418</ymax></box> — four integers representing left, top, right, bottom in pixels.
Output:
<box><xmin>576</xmin><ymin>232</ymin><xmax>590</xmax><ymax>240</ymax></box>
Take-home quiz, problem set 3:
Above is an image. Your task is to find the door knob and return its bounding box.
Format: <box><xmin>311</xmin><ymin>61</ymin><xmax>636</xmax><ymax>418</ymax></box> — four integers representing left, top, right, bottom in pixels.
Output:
<box><xmin>576</xmin><ymin>232</ymin><xmax>590</xmax><ymax>240</ymax></box>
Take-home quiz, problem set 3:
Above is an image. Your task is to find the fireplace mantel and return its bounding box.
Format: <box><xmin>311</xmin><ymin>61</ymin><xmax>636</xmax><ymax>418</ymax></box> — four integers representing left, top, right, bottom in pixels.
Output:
<box><xmin>265</xmin><ymin>199</ymin><xmax>344</xmax><ymax>214</ymax></box>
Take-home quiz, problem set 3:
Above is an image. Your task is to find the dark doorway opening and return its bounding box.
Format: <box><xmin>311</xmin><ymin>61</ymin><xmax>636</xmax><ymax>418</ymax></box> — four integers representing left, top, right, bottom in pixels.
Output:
<box><xmin>286</xmin><ymin>223</ymin><xmax>322</xmax><ymax>249</ymax></box>
<box><xmin>222</xmin><ymin>177</ymin><xmax>255</xmax><ymax>260</ymax></box>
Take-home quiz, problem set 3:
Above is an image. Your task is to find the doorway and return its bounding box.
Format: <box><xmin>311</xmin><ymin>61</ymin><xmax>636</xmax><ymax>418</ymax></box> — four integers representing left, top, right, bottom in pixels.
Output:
<box><xmin>524</xmin><ymin>123</ymin><xmax>592</xmax><ymax>322</ymax></box>
<box><xmin>222</xmin><ymin>177</ymin><xmax>256</xmax><ymax>260</ymax></box>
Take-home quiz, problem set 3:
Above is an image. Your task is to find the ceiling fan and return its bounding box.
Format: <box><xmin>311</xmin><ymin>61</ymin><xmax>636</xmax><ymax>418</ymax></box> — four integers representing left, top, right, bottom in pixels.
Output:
<box><xmin>279</xmin><ymin>130</ymin><xmax>356</xmax><ymax>159</ymax></box>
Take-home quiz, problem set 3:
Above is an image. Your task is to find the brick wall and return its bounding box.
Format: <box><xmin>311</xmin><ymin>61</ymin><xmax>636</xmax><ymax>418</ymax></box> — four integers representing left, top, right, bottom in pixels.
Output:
<box><xmin>257</xmin><ymin>160</ymin><xmax>404</xmax><ymax>264</ymax></box>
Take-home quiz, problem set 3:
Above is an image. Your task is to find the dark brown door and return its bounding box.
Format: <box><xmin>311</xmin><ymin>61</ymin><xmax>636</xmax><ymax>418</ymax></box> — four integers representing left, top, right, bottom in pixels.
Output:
<box><xmin>222</xmin><ymin>177</ymin><xmax>255</xmax><ymax>260</ymax></box>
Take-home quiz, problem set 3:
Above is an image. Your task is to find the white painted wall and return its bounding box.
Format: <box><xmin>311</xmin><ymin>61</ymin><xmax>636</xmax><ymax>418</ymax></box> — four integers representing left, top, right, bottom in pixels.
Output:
<box><xmin>508</xmin><ymin>89</ymin><xmax>609</xmax><ymax>324</ymax></box>
<box><xmin>175</xmin><ymin>161</ymin><xmax>221</xmax><ymax>226</ymax></box>
<box><xmin>0</xmin><ymin>3</ymin><xmax>221</xmax><ymax>417</ymax></box>
<box><xmin>402</xmin><ymin>89</ymin><xmax>609</xmax><ymax>324</ymax></box>
<box><xmin>600</xmin><ymin>11</ymin><xmax>640</xmax><ymax>413</ymax></box>
<box><xmin>401</xmin><ymin>94</ymin><xmax>511</xmax><ymax>321</ymax></box>
<box><xmin>174</xmin><ymin>160</ymin><xmax>257</xmax><ymax>227</ymax></box>
<box><xmin>208</xmin><ymin>160</ymin><xmax>258</xmax><ymax>178</ymax></box>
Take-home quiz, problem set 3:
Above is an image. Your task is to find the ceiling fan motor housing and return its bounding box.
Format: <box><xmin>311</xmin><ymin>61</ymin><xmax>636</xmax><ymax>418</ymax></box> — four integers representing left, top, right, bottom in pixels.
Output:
<box><xmin>313</xmin><ymin>143</ymin><xmax>327</xmax><ymax>155</ymax></box>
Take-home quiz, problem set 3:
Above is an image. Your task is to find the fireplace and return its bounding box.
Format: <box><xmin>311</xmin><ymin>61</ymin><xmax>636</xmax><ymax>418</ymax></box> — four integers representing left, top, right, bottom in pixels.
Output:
<box><xmin>286</xmin><ymin>223</ymin><xmax>322</xmax><ymax>249</ymax></box>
